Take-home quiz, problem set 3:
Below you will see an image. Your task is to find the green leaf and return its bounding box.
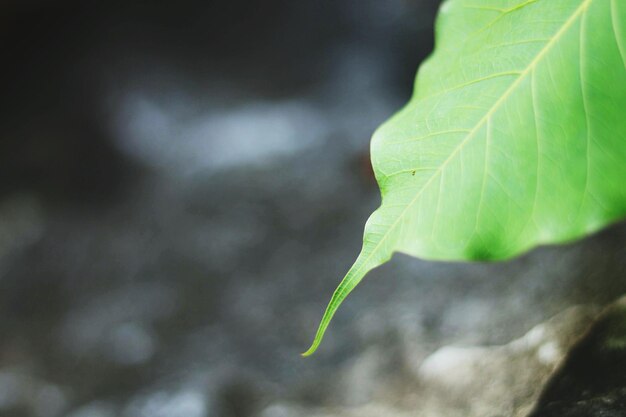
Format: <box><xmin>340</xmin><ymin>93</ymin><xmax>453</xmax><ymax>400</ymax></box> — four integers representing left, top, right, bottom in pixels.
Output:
<box><xmin>303</xmin><ymin>0</ymin><xmax>626</xmax><ymax>356</ymax></box>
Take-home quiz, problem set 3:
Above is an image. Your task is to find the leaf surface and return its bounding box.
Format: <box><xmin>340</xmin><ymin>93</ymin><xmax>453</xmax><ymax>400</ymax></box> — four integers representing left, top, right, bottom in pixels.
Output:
<box><xmin>304</xmin><ymin>0</ymin><xmax>626</xmax><ymax>356</ymax></box>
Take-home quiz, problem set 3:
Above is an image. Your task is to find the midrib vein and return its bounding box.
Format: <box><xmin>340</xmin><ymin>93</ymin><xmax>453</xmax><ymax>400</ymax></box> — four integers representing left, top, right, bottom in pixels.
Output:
<box><xmin>313</xmin><ymin>0</ymin><xmax>595</xmax><ymax>346</ymax></box>
<box><xmin>353</xmin><ymin>0</ymin><xmax>592</xmax><ymax>274</ymax></box>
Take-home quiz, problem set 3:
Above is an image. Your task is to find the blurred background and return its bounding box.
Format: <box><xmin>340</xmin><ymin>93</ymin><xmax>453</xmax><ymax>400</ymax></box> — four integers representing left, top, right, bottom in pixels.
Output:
<box><xmin>1</xmin><ymin>1</ymin><xmax>625</xmax><ymax>417</ymax></box>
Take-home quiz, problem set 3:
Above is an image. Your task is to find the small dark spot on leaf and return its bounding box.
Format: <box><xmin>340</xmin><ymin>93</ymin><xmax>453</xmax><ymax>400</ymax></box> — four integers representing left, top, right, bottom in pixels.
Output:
<box><xmin>411</xmin><ymin>170</ymin><xmax>416</xmax><ymax>176</ymax></box>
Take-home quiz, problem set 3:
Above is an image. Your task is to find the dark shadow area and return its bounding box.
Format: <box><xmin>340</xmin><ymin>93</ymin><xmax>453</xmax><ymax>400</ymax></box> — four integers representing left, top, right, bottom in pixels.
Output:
<box><xmin>531</xmin><ymin>300</ymin><xmax>626</xmax><ymax>417</ymax></box>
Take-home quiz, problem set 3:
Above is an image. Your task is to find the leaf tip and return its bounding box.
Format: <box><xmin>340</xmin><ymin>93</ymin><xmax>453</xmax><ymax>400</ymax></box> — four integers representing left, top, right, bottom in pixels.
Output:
<box><xmin>301</xmin><ymin>253</ymin><xmax>380</xmax><ymax>358</ymax></box>
<box><xmin>300</xmin><ymin>348</ymin><xmax>315</xmax><ymax>358</ymax></box>
<box><xmin>301</xmin><ymin>332</ymin><xmax>324</xmax><ymax>357</ymax></box>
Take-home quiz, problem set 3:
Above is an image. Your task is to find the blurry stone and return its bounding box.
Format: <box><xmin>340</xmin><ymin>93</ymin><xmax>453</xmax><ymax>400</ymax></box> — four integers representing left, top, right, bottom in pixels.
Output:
<box><xmin>33</xmin><ymin>384</ymin><xmax>68</xmax><ymax>417</ymax></box>
<box><xmin>0</xmin><ymin>370</ymin><xmax>23</xmax><ymax>410</ymax></box>
<box><xmin>123</xmin><ymin>390</ymin><xmax>208</xmax><ymax>417</ymax></box>
<box><xmin>66</xmin><ymin>401</ymin><xmax>117</xmax><ymax>417</ymax></box>
<box><xmin>337</xmin><ymin>403</ymin><xmax>414</xmax><ymax>417</ymax></box>
<box><xmin>113</xmin><ymin>97</ymin><xmax>327</xmax><ymax>177</ymax></box>
<box><xmin>217</xmin><ymin>379</ymin><xmax>263</xmax><ymax>417</ymax></box>
<box><xmin>338</xmin><ymin>347</ymin><xmax>389</xmax><ymax>406</ymax></box>
<box><xmin>0</xmin><ymin>194</ymin><xmax>44</xmax><ymax>270</ymax></box>
<box><xmin>259</xmin><ymin>403</ymin><xmax>302</xmax><ymax>417</ymax></box>
<box><xmin>0</xmin><ymin>369</ymin><xmax>68</xmax><ymax>417</ymax></box>
<box><xmin>60</xmin><ymin>283</ymin><xmax>178</xmax><ymax>361</ymax></box>
<box><xmin>104</xmin><ymin>322</ymin><xmax>156</xmax><ymax>366</ymax></box>
<box><xmin>531</xmin><ymin>296</ymin><xmax>626</xmax><ymax>416</ymax></box>
<box><xmin>258</xmin><ymin>403</ymin><xmax>413</xmax><ymax>417</ymax></box>
<box><xmin>414</xmin><ymin>305</ymin><xmax>598</xmax><ymax>417</ymax></box>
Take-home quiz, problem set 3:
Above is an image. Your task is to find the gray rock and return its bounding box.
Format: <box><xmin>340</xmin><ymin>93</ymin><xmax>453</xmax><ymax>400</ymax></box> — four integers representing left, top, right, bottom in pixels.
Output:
<box><xmin>531</xmin><ymin>297</ymin><xmax>626</xmax><ymax>417</ymax></box>
<box><xmin>412</xmin><ymin>306</ymin><xmax>598</xmax><ymax>417</ymax></box>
